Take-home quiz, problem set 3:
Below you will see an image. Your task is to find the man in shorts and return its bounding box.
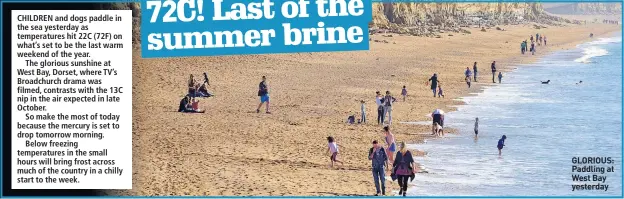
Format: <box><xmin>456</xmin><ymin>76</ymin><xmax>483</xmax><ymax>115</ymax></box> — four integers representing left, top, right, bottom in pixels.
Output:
<box><xmin>256</xmin><ymin>76</ymin><xmax>271</xmax><ymax>114</ymax></box>
<box><xmin>431</xmin><ymin>109</ymin><xmax>445</xmax><ymax>135</ymax></box>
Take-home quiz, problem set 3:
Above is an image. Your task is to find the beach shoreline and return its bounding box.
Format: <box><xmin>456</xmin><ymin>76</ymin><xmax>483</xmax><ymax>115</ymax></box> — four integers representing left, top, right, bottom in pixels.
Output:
<box><xmin>405</xmin><ymin>31</ymin><xmax>623</xmax><ymax>196</ymax></box>
<box><xmin>121</xmin><ymin>22</ymin><xmax>622</xmax><ymax>196</ymax></box>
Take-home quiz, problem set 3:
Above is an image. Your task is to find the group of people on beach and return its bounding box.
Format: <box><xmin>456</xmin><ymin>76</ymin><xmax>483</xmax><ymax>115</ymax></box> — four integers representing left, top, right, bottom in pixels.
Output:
<box><xmin>603</xmin><ymin>19</ymin><xmax>619</xmax><ymax>25</ymax></box>
<box><xmin>462</xmin><ymin>61</ymin><xmax>503</xmax><ymax>85</ymax></box>
<box><xmin>328</xmin><ymin>125</ymin><xmax>416</xmax><ymax>197</ymax></box>
<box><xmin>522</xmin><ymin>33</ymin><xmax>547</xmax><ymax>55</ymax></box>
<box><xmin>178</xmin><ymin>73</ymin><xmax>212</xmax><ymax>113</ymax></box>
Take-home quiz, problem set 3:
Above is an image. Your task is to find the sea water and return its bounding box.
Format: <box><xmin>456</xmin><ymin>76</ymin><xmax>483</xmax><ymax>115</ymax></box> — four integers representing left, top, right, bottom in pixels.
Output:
<box><xmin>406</xmin><ymin>35</ymin><xmax>623</xmax><ymax>196</ymax></box>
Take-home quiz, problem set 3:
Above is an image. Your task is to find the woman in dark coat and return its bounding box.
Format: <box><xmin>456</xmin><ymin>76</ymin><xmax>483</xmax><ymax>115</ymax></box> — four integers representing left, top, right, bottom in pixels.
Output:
<box><xmin>393</xmin><ymin>142</ymin><xmax>416</xmax><ymax>197</ymax></box>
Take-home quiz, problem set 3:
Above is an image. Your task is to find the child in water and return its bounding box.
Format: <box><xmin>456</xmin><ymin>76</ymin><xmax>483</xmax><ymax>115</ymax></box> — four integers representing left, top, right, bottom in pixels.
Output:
<box><xmin>401</xmin><ymin>86</ymin><xmax>407</xmax><ymax>101</ymax></box>
<box><xmin>497</xmin><ymin>135</ymin><xmax>507</xmax><ymax>156</ymax></box>
<box><xmin>474</xmin><ymin>117</ymin><xmax>479</xmax><ymax>135</ymax></box>
<box><xmin>327</xmin><ymin>136</ymin><xmax>344</xmax><ymax>168</ymax></box>
<box><xmin>438</xmin><ymin>85</ymin><xmax>444</xmax><ymax>98</ymax></box>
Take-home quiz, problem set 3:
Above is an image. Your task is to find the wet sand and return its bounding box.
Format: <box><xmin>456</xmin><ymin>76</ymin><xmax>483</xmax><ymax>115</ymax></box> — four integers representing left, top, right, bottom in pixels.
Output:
<box><xmin>113</xmin><ymin>22</ymin><xmax>621</xmax><ymax>196</ymax></box>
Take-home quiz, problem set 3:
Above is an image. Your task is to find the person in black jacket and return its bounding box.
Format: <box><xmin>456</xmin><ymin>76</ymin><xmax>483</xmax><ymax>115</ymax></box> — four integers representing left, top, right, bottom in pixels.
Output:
<box><xmin>491</xmin><ymin>61</ymin><xmax>497</xmax><ymax>83</ymax></box>
<box><xmin>473</xmin><ymin>62</ymin><xmax>478</xmax><ymax>82</ymax></box>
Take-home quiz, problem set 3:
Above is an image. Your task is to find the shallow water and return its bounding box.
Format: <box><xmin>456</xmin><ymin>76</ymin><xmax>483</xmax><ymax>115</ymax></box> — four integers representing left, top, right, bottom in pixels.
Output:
<box><xmin>405</xmin><ymin>35</ymin><xmax>623</xmax><ymax>196</ymax></box>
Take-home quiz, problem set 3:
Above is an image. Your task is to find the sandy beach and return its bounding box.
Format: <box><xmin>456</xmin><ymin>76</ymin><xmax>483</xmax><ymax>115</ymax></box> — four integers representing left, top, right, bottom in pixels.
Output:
<box><xmin>113</xmin><ymin>20</ymin><xmax>621</xmax><ymax>196</ymax></box>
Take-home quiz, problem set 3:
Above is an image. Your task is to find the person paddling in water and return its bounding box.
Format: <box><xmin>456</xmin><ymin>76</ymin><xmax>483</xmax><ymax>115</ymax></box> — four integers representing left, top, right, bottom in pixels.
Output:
<box><xmin>497</xmin><ymin>135</ymin><xmax>507</xmax><ymax>156</ymax></box>
<box><xmin>256</xmin><ymin>76</ymin><xmax>271</xmax><ymax>114</ymax></box>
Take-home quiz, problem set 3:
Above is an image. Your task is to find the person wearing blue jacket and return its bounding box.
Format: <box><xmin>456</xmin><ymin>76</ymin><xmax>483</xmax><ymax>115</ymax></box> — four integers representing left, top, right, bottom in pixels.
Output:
<box><xmin>497</xmin><ymin>135</ymin><xmax>507</xmax><ymax>156</ymax></box>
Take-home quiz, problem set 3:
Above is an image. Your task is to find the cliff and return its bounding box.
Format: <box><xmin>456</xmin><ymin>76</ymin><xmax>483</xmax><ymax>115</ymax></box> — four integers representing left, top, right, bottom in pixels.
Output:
<box><xmin>98</xmin><ymin>2</ymin><xmax>572</xmax><ymax>43</ymax></box>
<box><xmin>369</xmin><ymin>3</ymin><xmax>570</xmax><ymax>36</ymax></box>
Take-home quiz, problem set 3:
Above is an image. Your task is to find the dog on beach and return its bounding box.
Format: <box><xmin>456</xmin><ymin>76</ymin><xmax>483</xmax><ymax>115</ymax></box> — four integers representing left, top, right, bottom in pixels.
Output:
<box><xmin>433</xmin><ymin>122</ymin><xmax>444</xmax><ymax>137</ymax></box>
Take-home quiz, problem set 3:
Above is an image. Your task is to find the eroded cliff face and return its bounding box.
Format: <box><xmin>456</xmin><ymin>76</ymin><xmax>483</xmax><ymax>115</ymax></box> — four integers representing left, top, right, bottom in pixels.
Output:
<box><xmin>104</xmin><ymin>2</ymin><xmax>570</xmax><ymax>43</ymax></box>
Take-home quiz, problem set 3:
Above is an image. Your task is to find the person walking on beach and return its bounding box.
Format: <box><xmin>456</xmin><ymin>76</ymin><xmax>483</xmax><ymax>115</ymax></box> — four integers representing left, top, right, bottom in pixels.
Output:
<box><xmin>465</xmin><ymin>67</ymin><xmax>472</xmax><ymax>80</ymax></box>
<box><xmin>530</xmin><ymin>42</ymin><xmax>536</xmax><ymax>55</ymax></box>
<box><xmin>382</xmin><ymin>91</ymin><xmax>397</xmax><ymax>125</ymax></box>
<box><xmin>376</xmin><ymin>91</ymin><xmax>384</xmax><ymax>125</ymax></box>
<box><xmin>473</xmin><ymin>62</ymin><xmax>478</xmax><ymax>82</ymax></box>
<box><xmin>465</xmin><ymin>75</ymin><xmax>472</xmax><ymax>88</ymax></box>
<box><xmin>544</xmin><ymin>36</ymin><xmax>547</xmax><ymax>46</ymax></box>
<box><xmin>497</xmin><ymin>135</ymin><xmax>507</xmax><ymax>156</ymax></box>
<box><xmin>369</xmin><ymin>140</ymin><xmax>389</xmax><ymax>196</ymax></box>
<box><xmin>327</xmin><ymin>136</ymin><xmax>344</xmax><ymax>168</ymax></box>
<box><xmin>393</xmin><ymin>142</ymin><xmax>416</xmax><ymax>197</ymax></box>
<box><xmin>498</xmin><ymin>72</ymin><xmax>503</xmax><ymax>84</ymax></box>
<box><xmin>401</xmin><ymin>86</ymin><xmax>407</xmax><ymax>102</ymax></box>
<box><xmin>361</xmin><ymin>100</ymin><xmax>367</xmax><ymax>124</ymax></box>
<box><xmin>431</xmin><ymin>109</ymin><xmax>445</xmax><ymax>135</ymax></box>
<box><xmin>530</xmin><ymin>35</ymin><xmax>534</xmax><ymax>43</ymax></box>
<box><xmin>256</xmin><ymin>76</ymin><xmax>271</xmax><ymax>114</ymax></box>
<box><xmin>427</xmin><ymin>74</ymin><xmax>440</xmax><ymax>97</ymax></box>
<box><xmin>491</xmin><ymin>61</ymin><xmax>497</xmax><ymax>83</ymax></box>
<box><xmin>474</xmin><ymin>117</ymin><xmax>479</xmax><ymax>136</ymax></box>
<box><xmin>437</xmin><ymin>85</ymin><xmax>444</xmax><ymax>98</ymax></box>
<box><xmin>384</xmin><ymin>126</ymin><xmax>396</xmax><ymax>164</ymax></box>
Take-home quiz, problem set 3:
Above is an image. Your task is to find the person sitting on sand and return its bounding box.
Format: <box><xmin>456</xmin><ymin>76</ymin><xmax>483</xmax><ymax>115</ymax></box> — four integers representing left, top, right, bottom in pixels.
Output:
<box><xmin>347</xmin><ymin>114</ymin><xmax>356</xmax><ymax>124</ymax></box>
<box><xmin>178</xmin><ymin>96</ymin><xmax>190</xmax><ymax>112</ymax></box>
<box><xmin>498</xmin><ymin>72</ymin><xmax>503</xmax><ymax>84</ymax></box>
<box><xmin>497</xmin><ymin>135</ymin><xmax>507</xmax><ymax>156</ymax></box>
<box><xmin>427</xmin><ymin>74</ymin><xmax>440</xmax><ymax>97</ymax></box>
<box><xmin>393</xmin><ymin>142</ymin><xmax>416</xmax><ymax>197</ymax></box>
<box><xmin>401</xmin><ymin>86</ymin><xmax>407</xmax><ymax>102</ymax></box>
<box><xmin>256</xmin><ymin>76</ymin><xmax>271</xmax><ymax>114</ymax></box>
<box><xmin>327</xmin><ymin>136</ymin><xmax>344</xmax><ymax>168</ymax></box>
<box><xmin>384</xmin><ymin>126</ymin><xmax>396</xmax><ymax>164</ymax></box>
<box><xmin>188</xmin><ymin>74</ymin><xmax>198</xmax><ymax>96</ymax></box>
<box><xmin>179</xmin><ymin>96</ymin><xmax>205</xmax><ymax>113</ymax></box>
<box><xmin>438</xmin><ymin>85</ymin><xmax>444</xmax><ymax>98</ymax></box>
<box><xmin>191</xmin><ymin>97</ymin><xmax>201</xmax><ymax>111</ymax></box>
<box><xmin>369</xmin><ymin>140</ymin><xmax>389</xmax><ymax>196</ymax></box>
